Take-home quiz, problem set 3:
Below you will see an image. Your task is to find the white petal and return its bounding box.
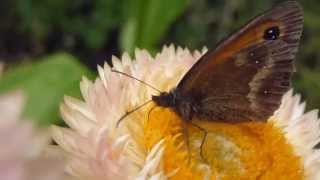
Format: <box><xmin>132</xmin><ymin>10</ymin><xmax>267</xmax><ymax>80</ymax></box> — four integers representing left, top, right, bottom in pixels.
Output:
<box><xmin>64</xmin><ymin>96</ymin><xmax>95</xmax><ymax>122</ymax></box>
<box><xmin>80</xmin><ymin>76</ymin><xmax>92</xmax><ymax>102</ymax></box>
<box><xmin>97</xmin><ymin>65</ymin><xmax>108</xmax><ymax>89</ymax></box>
<box><xmin>112</xmin><ymin>55</ymin><xmax>123</xmax><ymax>71</ymax></box>
<box><xmin>60</xmin><ymin>102</ymin><xmax>95</xmax><ymax>136</ymax></box>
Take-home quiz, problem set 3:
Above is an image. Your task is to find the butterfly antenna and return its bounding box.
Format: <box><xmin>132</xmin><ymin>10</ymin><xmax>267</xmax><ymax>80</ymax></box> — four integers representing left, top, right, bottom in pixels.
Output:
<box><xmin>111</xmin><ymin>69</ymin><xmax>161</xmax><ymax>93</ymax></box>
<box><xmin>116</xmin><ymin>100</ymin><xmax>153</xmax><ymax>127</ymax></box>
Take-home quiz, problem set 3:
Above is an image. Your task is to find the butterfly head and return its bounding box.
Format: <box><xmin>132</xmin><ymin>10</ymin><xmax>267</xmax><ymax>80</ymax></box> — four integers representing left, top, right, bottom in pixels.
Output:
<box><xmin>152</xmin><ymin>92</ymin><xmax>176</xmax><ymax>108</ymax></box>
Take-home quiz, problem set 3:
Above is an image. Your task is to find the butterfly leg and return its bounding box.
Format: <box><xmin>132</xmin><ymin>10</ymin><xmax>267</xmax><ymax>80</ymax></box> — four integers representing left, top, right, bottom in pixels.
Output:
<box><xmin>189</xmin><ymin>121</ymin><xmax>208</xmax><ymax>163</ymax></box>
<box><xmin>200</xmin><ymin>129</ymin><xmax>208</xmax><ymax>162</ymax></box>
<box><xmin>181</xmin><ymin>120</ymin><xmax>192</xmax><ymax>163</ymax></box>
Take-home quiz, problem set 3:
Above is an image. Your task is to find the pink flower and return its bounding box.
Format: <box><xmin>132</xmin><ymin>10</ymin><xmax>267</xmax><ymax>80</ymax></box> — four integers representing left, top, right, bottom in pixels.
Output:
<box><xmin>0</xmin><ymin>91</ymin><xmax>65</xmax><ymax>180</ymax></box>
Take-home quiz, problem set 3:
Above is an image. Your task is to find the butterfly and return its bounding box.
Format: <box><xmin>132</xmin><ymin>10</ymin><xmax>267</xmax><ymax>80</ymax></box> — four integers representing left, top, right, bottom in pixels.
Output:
<box><xmin>152</xmin><ymin>1</ymin><xmax>303</xmax><ymax>123</ymax></box>
<box><xmin>114</xmin><ymin>1</ymin><xmax>303</xmax><ymax>125</ymax></box>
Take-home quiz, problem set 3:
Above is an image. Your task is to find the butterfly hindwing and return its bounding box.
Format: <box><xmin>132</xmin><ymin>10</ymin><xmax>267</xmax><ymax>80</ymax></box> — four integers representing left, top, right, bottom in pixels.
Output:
<box><xmin>176</xmin><ymin>1</ymin><xmax>303</xmax><ymax>122</ymax></box>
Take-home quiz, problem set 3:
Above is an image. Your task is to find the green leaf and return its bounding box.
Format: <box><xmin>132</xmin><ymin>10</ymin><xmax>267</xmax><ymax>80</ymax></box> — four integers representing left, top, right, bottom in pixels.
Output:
<box><xmin>120</xmin><ymin>0</ymin><xmax>188</xmax><ymax>54</ymax></box>
<box><xmin>0</xmin><ymin>53</ymin><xmax>93</xmax><ymax>126</ymax></box>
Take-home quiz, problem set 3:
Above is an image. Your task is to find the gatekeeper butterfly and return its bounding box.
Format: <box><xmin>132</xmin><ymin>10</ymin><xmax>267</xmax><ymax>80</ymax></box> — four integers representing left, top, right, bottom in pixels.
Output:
<box><xmin>115</xmin><ymin>1</ymin><xmax>303</xmax><ymax>125</ymax></box>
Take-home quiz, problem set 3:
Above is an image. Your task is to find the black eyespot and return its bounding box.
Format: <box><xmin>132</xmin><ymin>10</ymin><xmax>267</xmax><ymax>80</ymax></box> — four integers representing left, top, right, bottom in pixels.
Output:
<box><xmin>263</xmin><ymin>26</ymin><xmax>280</xmax><ymax>40</ymax></box>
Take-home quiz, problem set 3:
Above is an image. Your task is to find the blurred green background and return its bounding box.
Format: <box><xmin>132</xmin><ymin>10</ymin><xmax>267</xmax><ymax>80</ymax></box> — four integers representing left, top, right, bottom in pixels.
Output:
<box><xmin>0</xmin><ymin>0</ymin><xmax>319</xmax><ymax>125</ymax></box>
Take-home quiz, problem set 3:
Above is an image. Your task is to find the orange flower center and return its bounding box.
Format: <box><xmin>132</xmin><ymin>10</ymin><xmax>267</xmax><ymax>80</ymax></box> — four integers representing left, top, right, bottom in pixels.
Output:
<box><xmin>141</xmin><ymin>106</ymin><xmax>304</xmax><ymax>180</ymax></box>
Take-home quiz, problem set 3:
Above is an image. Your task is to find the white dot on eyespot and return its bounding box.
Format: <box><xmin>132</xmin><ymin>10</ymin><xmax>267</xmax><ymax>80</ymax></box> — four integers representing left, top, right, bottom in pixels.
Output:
<box><xmin>255</xmin><ymin>60</ymin><xmax>259</xmax><ymax>64</ymax></box>
<box><xmin>264</xmin><ymin>90</ymin><xmax>268</xmax><ymax>94</ymax></box>
<box><xmin>250</xmin><ymin>52</ymin><xmax>254</xmax><ymax>57</ymax></box>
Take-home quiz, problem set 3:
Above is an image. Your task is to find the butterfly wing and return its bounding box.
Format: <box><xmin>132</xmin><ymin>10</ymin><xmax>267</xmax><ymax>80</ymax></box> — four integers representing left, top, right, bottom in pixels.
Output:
<box><xmin>176</xmin><ymin>1</ymin><xmax>303</xmax><ymax>122</ymax></box>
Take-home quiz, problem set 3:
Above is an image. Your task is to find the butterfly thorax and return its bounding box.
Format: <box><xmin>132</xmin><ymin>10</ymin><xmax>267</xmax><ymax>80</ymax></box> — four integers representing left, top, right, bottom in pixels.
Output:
<box><xmin>152</xmin><ymin>90</ymin><xmax>198</xmax><ymax>121</ymax></box>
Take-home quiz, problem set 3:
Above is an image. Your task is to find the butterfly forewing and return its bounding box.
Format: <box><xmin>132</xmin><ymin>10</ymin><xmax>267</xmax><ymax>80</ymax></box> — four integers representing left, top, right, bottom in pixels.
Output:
<box><xmin>176</xmin><ymin>1</ymin><xmax>303</xmax><ymax>122</ymax></box>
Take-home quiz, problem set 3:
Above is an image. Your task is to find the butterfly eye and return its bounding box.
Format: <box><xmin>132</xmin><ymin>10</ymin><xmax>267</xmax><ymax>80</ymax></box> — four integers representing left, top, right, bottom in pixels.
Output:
<box><xmin>263</xmin><ymin>26</ymin><xmax>280</xmax><ymax>40</ymax></box>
